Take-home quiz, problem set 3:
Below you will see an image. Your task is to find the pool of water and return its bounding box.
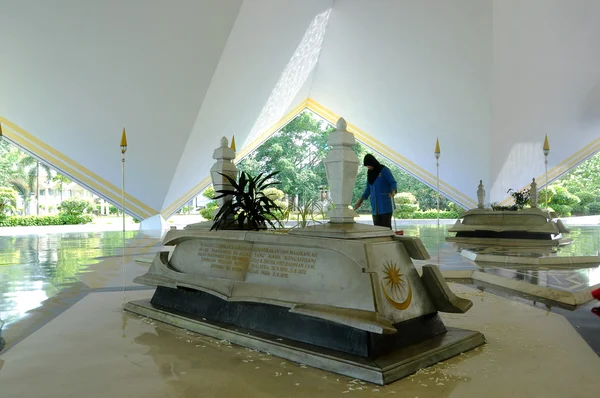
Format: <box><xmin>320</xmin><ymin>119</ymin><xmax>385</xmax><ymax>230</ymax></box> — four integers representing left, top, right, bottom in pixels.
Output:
<box><xmin>402</xmin><ymin>224</ymin><xmax>600</xmax><ymax>259</ymax></box>
<box><xmin>0</xmin><ymin>231</ymin><xmax>140</xmax><ymax>328</ymax></box>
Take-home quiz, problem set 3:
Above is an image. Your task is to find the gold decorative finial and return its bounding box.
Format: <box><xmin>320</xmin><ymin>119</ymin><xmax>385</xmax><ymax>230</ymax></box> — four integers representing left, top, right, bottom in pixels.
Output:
<box><xmin>543</xmin><ymin>135</ymin><xmax>550</xmax><ymax>152</ymax></box>
<box><xmin>231</xmin><ymin>135</ymin><xmax>236</xmax><ymax>152</ymax></box>
<box><xmin>434</xmin><ymin>138</ymin><xmax>440</xmax><ymax>154</ymax></box>
<box><xmin>120</xmin><ymin>128</ymin><xmax>128</xmax><ymax>154</ymax></box>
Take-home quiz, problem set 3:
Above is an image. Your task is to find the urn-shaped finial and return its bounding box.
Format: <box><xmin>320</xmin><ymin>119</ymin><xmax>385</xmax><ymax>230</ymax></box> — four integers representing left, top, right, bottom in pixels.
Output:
<box><xmin>477</xmin><ymin>180</ymin><xmax>486</xmax><ymax>209</ymax></box>
<box><xmin>325</xmin><ymin>117</ymin><xmax>359</xmax><ymax>223</ymax></box>
<box><xmin>530</xmin><ymin>178</ymin><xmax>538</xmax><ymax>208</ymax></box>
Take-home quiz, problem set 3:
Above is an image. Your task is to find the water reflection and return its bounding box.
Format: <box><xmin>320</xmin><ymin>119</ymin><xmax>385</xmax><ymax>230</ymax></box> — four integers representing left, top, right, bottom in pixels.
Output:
<box><xmin>0</xmin><ymin>231</ymin><xmax>138</xmax><ymax>327</ymax></box>
<box><xmin>406</xmin><ymin>224</ymin><xmax>600</xmax><ymax>293</ymax></box>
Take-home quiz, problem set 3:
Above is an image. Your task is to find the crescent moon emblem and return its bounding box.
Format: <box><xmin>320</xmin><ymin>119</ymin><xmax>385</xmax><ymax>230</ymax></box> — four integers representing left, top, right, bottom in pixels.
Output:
<box><xmin>382</xmin><ymin>278</ymin><xmax>412</xmax><ymax>310</ymax></box>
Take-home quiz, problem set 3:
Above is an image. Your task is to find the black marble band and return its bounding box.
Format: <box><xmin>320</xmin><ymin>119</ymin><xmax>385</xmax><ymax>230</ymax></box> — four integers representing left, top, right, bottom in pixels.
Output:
<box><xmin>150</xmin><ymin>286</ymin><xmax>447</xmax><ymax>358</ymax></box>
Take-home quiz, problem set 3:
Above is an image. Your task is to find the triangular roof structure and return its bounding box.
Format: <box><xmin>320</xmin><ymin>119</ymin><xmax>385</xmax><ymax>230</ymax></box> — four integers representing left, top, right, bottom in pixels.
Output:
<box><xmin>2</xmin><ymin>0</ymin><xmax>599</xmax><ymax>220</ymax></box>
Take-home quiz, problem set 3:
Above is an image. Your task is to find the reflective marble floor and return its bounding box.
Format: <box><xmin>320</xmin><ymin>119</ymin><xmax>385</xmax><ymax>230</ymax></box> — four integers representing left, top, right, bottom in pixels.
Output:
<box><xmin>0</xmin><ymin>226</ymin><xmax>599</xmax><ymax>397</ymax></box>
<box><xmin>409</xmin><ymin>225</ymin><xmax>600</xmax><ymax>296</ymax></box>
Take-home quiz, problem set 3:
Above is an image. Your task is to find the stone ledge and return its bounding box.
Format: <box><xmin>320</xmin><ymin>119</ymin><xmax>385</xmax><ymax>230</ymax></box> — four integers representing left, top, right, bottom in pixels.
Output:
<box><xmin>125</xmin><ymin>299</ymin><xmax>485</xmax><ymax>385</ymax></box>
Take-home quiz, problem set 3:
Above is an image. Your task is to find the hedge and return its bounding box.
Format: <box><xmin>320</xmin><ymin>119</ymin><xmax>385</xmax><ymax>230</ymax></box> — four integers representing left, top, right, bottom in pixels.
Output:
<box><xmin>394</xmin><ymin>210</ymin><xmax>461</xmax><ymax>219</ymax></box>
<box><xmin>0</xmin><ymin>214</ymin><xmax>93</xmax><ymax>227</ymax></box>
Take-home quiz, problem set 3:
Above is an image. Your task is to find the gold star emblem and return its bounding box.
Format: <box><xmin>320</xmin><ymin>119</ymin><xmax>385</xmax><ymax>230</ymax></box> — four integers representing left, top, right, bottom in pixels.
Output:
<box><xmin>381</xmin><ymin>261</ymin><xmax>412</xmax><ymax>310</ymax></box>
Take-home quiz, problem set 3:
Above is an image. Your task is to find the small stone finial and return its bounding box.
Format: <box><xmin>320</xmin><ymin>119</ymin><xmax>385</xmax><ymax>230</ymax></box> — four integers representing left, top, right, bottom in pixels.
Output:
<box><xmin>336</xmin><ymin>117</ymin><xmax>347</xmax><ymax>131</ymax></box>
<box><xmin>220</xmin><ymin>136</ymin><xmax>229</xmax><ymax>147</ymax></box>
<box><xmin>477</xmin><ymin>180</ymin><xmax>485</xmax><ymax>209</ymax></box>
<box><xmin>530</xmin><ymin>177</ymin><xmax>538</xmax><ymax>208</ymax></box>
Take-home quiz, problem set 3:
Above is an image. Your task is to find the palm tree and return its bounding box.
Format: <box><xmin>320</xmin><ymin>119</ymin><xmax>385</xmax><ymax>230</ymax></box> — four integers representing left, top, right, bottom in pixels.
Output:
<box><xmin>53</xmin><ymin>173</ymin><xmax>71</xmax><ymax>201</ymax></box>
<box><xmin>8</xmin><ymin>155</ymin><xmax>51</xmax><ymax>215</ymax></box>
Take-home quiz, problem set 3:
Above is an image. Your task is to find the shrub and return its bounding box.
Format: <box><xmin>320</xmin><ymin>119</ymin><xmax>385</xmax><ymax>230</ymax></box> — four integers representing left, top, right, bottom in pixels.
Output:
<box><xmin>58</xmin><ymin>198</ymin><xmax>94</xmax><ymax>216</ymax></box>
<box><xmin>199</xmin><ymin>201</ymin><xmax>218</xmax><ymax>221</ymax></box>
<box><xmin>406</xmin><ymin>210</ymin><xmax>461</xmax><ymax>219</ymax></box>
<box><xmin>570</xmin><ymin>204</ymin><xmax>590</xmax><ymax>216</ymax></box>
<box><xmin>393</xmin><ymin>192</ymin><xmax>419</xmax><ymax>218</ymax></box>
<box><xmin>548</xmin><ymin>204</ymin><xmax>573</xmax><ymax>217</ymax></box>
<box><xmin>202</xmin><ymin>186</ymin><xmax>216</xmax><ymax>199</ymax></box>
<box><xmin>0</xmin><ymin>214</ymin><xmax>92</xmax><ymax>227</ymax></box>
<box><xmin>587</xmin><ymin>201</ymin><xmax>600</xmax><ymax>215</ymax></box>
<box><xmin>0</xmin><ymin>187</ymin><xmax>18</xmax><ymax>216</ymax></box>
<box><xmin>574</xmin><ymin>191</ymin><xmax>596</xmax><ymax>206</ymax></box>
<box><xmin>550</xmin><ymin>186</ymin><xmax>580</xmax><ymax>207</ymax></box>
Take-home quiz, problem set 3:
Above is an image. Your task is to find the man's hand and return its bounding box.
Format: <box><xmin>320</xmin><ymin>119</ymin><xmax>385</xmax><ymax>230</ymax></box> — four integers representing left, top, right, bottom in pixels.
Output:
<box><xmin>389</xmin><ymin>190</ymin><xmax>397</xmax><ymax>198</ymax></box>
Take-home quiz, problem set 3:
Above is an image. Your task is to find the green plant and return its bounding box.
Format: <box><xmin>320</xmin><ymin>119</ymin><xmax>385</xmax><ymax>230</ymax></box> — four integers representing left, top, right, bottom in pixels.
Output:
<box><xmin>587</xmin><ymin>201</ymin><xmax>600</xmax><ymax>215</ymax></box>
<box><xmin>202</xmin><ymin>186</ymin><xmax>217</xmax><ymax>199</ymax></box>
<box><xmin>574</xmin><ymin>191</ymin><xmax>596</xmax><ymax>206</ymax></box>
<box><xmin>548</xmin><ymin>204</ymin><xmax>573</xmax><ymax>217</ymax></box>
<box><xmin>292</xmin><ymin>197</ymin><xmax>327</xmax><ymax>228</ymax></box>
<box><xmin>393</xmin><ymin>192</ymin><xmax>419</xmax><ymax>218</ymax></box>
<box><xmin>0</xmin><ymin>214</ymin><xmax>92</xmax><ymax>227</ymax></box>
<box><xmin>507</xmin><ymin>188</ymin><xmax>530</xmax><ymax>210</ymax></box>
<box><xmin>0</xmin><ymin>187</ymin><xmax>18</xmax><ymax>216</ymax></box>
<box><xmin>58</xmin><ymin>198</ymin><xmax>94</xmax><ymax>216</ymax></box>
<box><xmin>199</xmin><ymin>201</ymin><xmax>218</xmax><ymax>221</ymax></box>
<box><xmin>405</xmin><ymin>210</ymin><xmax>461</xmax><ymax>219</ymax></box>
<box><xmin>550</xmin><ymin>186</ymin><xmax>580</xmax><ymax>207</ymax></box>
<box><xmin>211</xmin><ymin>171</ymin><xmax>282</xmax><ymax>230</ymax></box>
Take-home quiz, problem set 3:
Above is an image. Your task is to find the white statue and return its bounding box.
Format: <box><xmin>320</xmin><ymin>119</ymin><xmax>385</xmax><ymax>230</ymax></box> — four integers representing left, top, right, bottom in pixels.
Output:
<box><xmin>530</xmin><ymin>178</ymin><xmax>538</xmax><ymax>208</ymax></box>
<box><xmin>477</xmin><ymin>180</ymin><xmax>485</xmax><ymax>209</ymax></box>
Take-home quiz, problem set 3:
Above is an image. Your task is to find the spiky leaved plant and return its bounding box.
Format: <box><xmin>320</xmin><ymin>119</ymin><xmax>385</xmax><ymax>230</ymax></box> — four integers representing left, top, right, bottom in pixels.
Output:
<box><xmin>211</xmin><ymin>171</ymin><xmax>282</xmax><ymax>231</ymax></box>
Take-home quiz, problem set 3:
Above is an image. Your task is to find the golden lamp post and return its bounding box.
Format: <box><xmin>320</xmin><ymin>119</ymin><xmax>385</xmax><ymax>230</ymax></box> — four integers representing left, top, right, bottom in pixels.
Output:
<box><xmin>543</xmin><ymin>135</ymin><xmax>550</xmax><ymax>208</ymax></box>
<box><xmin>434</xmin><ymin>138</ymin><xmax>441</xmax><ymax>225</ymax></box>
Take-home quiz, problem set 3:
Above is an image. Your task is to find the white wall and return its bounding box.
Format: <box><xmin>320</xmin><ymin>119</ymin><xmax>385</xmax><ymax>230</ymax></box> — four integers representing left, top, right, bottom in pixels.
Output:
<box><xmin>490</xmin><ymin>0</ymin><xmax>600</xmax><ymax>201</ymax></box>
<box><xmin>162</xmin><ymin>0</ymin><xmax>333</xmax><ymax>214</ymax></box>
<box><xmin>0</xmin><ymin>0</ymin><xmax>242</xmax><ymax>212</ymax></box>
<box><xmin>309</xmin><ymin>0</ymin><xmax>493</xmax><ymax>204</ymax></box>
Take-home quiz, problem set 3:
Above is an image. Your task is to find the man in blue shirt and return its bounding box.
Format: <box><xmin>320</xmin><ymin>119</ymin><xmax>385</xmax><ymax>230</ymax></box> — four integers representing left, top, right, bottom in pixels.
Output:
<box><xmin>353</xmin><ymin>154</ymin><xmax>397</xmax><ymax>228</ymax></box>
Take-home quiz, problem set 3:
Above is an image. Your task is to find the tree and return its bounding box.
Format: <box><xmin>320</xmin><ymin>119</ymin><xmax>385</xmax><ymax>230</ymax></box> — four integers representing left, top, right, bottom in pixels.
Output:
<box><xmin>0</xmin><ymin>187</ymin><xmax>18</xmax><ymax>216</ymax></box>
<box><xmin>0</xmin><ymin>140</ymin><xmax>23</xmax><ymax>187</ymax></box>
<box><xmin>559</xmin><ymin>152</ymin><xmax>600</xmax><ymax>196</ymax></box>
<box><xmin>238</xmin><ymin>112</ymin><xmax>333</xmax><ymax>206</ymax></box>
<box><xmin>53</xmin><ymin>173</ymin><xmax>71</xmax><ymax>201</ymax></box>
<box><xmin>8</xmin><ymin>155</ymin><xmax>51</xmax><ymax>215</ymax></box>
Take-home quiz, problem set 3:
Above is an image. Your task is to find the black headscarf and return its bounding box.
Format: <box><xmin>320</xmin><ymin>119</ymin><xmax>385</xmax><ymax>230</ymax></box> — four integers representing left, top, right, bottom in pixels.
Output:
<box><xmin>364</xmin><ymin>154</ymin><xmax>384</xmax><ymax>185</ymax></box>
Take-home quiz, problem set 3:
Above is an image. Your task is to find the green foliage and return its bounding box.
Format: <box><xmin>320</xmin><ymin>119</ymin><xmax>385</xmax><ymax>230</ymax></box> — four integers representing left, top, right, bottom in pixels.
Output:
<box><xmin>401</xmin><ymin>210</ymin><xmax>461</xmax><ymax>219</ymax></box>
<box><xmin>550</xmin><ymin>186</ymin><xmax>580</xmax><ymax>207</ymax></box>
<box><xmin>291</xmin><ymin>196</ymin><xmax>329</xmax><ymax>228</ymax></box>
<box><xmin>548</xmin><ymin>204</ymin><xmax>573</xmax><ymax>217</ymax></box>
<box><xmin>52</xmin><ymin>173</ymin><xmax>71</xmax><ymax>200</ymax></box>
<box><xmin>587</xmin><ymin>201</ymin><xmax>600</xmax><ymax>215</ymax></box>
<box><xmin>212</xmin><ymin>171</ymin><xmax>282</xmax><ymax>230</ymax></box>
<box><xmin>558</xmin><ymin>152</ymin><xmax>600</xmax><ymax>195</ymax></box>
<box><xmin>58</xmin><ymin>198</ymin><xmax>94</xmax><ymax>216</ymax></box>
<box><xmin>202</xmin><ymin>186</ymin><xmax>216</xmax><ymax>199</ymax></box>
<box><xmin>0</xmin><ymin>214</ymin><xmax>92</xmax><ymax>227</ymax></box>
<box><xmin>0</xmin><ymin>187</ymin><xmax>18</xmax><ymax>216</ymax></box>
<box><xmin>393</xmin><ymin>192</ymin><xmax>419</xmax><ymax>218</ymax></box>
<box><xmin>507</xmin><ymin>188</ymin><xmax>530</xmax><ymax>210</ymax></box>
<box><xmin>538</xmin><ymin>186</ymin><xmax>557</xmax><ymax>208</ymax></box>
<box><xmin>574</xmin><ymin>191</ymin><xmax>596</xmax><ymax>206</ymax></box>
<box><xmin>238</xmin><ymin>112</ymin><xmax>333</xmax><ymax>205</ymax></box>
<box><xmin>199</xmin><ymin>201</ymin><xmax>218</xmax><ymax>221</ymax></box>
